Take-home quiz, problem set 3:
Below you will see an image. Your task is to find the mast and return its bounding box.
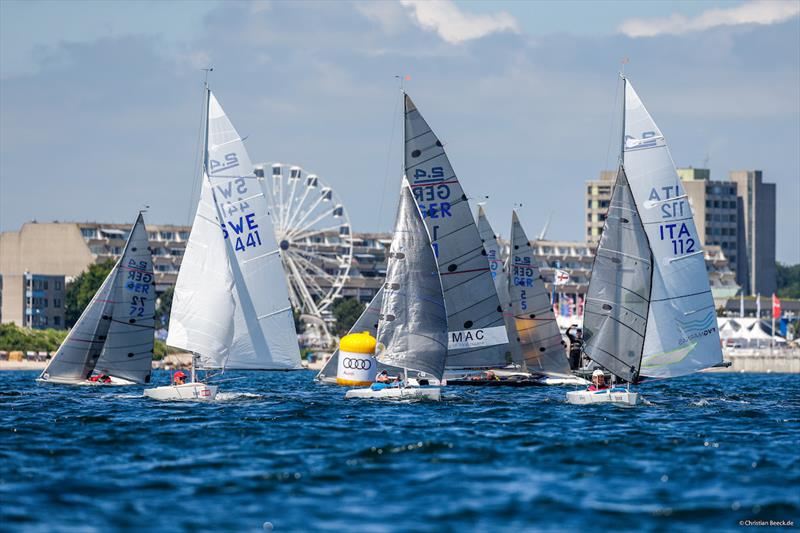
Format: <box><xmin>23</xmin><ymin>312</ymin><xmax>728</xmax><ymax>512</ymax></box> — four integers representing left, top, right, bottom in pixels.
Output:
<box><xmin>619</xmin><ymin>75</ymin><xmax>626</xmax><ymax>166</ymax></box>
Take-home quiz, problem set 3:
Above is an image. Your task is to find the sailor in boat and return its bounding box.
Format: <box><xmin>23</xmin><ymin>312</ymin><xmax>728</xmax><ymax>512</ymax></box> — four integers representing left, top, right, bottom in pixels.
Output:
<box><xmin>470</xmin><ymin>370</ymin><xmax>500</xmax><ymax>381</ymax></box>
<box><xmin>173</xmin><ymin>371</ymin><xmax>187</xmax><ymax>386</ymax></box>
<box><xmin>88</xmin><ymin>373</ymin><xmax>112</xmax><ymax>384</ymax></box>
<box><xmin>587</xmin><ymin>369</ymin><xmax>610</xmax><ymax>391</ymax></box>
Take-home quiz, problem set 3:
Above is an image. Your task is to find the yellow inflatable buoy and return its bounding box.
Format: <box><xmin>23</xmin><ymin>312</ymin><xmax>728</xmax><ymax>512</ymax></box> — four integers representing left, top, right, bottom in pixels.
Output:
<box><xmin>336</xmin><ymin>331</ymin><xmax>378</xmax><ymax>386</ymax></box>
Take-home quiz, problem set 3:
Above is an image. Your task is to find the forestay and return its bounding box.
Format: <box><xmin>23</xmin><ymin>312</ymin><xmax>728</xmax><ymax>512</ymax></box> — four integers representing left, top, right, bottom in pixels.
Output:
<box><xmin>41</xmin><ymin>213</ymin><xmax>155</xmax><ymax>384</ymax></box>
<box><xmin>476</xmin><ymin>206</ymin><xmax>521</xmax><ymax>364</ymax></box>
<box><xmin>623</xmin><ymin>80</ymin><xmax>722</xmax><ymax>378</ymax></box>
<box><xmin>509</xmin><ymin>211</ymin><xmax>571</xmax><ymax>376</ymax></box>
<box><xmin>404</xmin><ymin>94</ymin><xmax>509</xmax><ymax>368</ymax></box>
<box><xmin>376</xmin><ymin>184</ymin><xmax>448</xmax><ymax>380</ymax></box>
<box><xmin>581</xmin><ymin>168</ymin><xmax>652</xmax><ymax>383</ymax></box>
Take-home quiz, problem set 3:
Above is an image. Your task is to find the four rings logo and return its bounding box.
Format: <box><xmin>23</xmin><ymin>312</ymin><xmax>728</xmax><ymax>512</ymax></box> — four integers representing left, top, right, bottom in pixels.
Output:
<box><xmin>342</xmin><ymin>358</ymin><xmax>372</xmax><ymax>370</ymax></box>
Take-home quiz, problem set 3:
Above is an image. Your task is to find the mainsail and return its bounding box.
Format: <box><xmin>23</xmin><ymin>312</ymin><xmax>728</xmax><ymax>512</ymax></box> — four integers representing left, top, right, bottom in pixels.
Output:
<box><xmin>582</xmin><ymin>168</ymin><xmax>652</xmax><ymax>383</ymax></box>
<box><xmin>404</xmin><ymin>94</ymin><xmax>509</xmax><ymax>369</ymax></box>
<box><xmin>167</xmin><ymin>89</ymin><xmax>301</xmax><ymax>370</ymax></box>
<box><xmin>582</xmin><ymin>77</ymin><xmax>722</xmax><ymax>382</ymax></box>
<box><xmin>376</xmin><ymin>183</ymin><xmax>448</xmax><ymax>380</ymax></box>
<box><xmin>509</xmin><ymin>211</ymin><xmax>571</xmax><ymax>376</ymax></box>
<box><xmin>476</xmin><ymin>206</ymin><xmax>522</xmax><ymax>364</ymax></box>
<box><xmin>93</xmin><ymin>213</ymin><xmax>156</xmax><ymax>383</ymax></box>
<box><xmin>623</xmin><ymin>80</ymin><xmax>722</xmax><ymax>378</ymax></box>
<box><xmin>40</xmin><ymin>213</ymin><xmax>154</xmax><ymax>384</ymax></box>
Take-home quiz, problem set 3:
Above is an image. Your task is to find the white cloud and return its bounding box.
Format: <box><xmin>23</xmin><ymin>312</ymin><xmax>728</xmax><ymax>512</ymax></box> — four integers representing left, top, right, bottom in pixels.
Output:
<box><xmin>399</xmin><ymin>0</ymin><xmax>519</xmax><ymax>44</ymax></box>
<box><xmin>618</xmin><ymin>0</ymin><xmax>800</xmax><ymax>38</ymax></box>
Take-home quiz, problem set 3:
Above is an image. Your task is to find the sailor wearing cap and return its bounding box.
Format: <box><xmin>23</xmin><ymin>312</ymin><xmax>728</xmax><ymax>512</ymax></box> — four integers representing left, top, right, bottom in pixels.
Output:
<box><xmin>173</xmin><ymin>371</ymin><xmax>187</xmax><ymax>386</ymax></box>
<box><xmin>587</xmin><ymin>369</ymin><xmax>609</xmax><ymax>391</ymax></box>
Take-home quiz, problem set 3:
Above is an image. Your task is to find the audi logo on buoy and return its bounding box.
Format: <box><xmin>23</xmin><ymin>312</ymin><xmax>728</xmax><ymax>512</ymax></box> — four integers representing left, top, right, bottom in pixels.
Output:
<box><xmin>342</xmin><ymin>358</ymin><xmax>372</xmax><ymax>370</ymax></box>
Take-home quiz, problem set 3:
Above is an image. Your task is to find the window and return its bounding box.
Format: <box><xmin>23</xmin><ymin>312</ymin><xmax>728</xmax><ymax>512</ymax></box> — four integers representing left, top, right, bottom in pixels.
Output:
<box><xmin>587</xmin><ymin>200</ymin><xmax>592</xmax><ymax>209</ymax></box>
<box><xmin>599</xmin><ymin>200</ymin><xmax>609</xmax><ymax>208</ymax></box>
<box><xmin>44</xmin><ymin>299</ymin><xmax>48</xmax><ymax>308</ymax></box>
<box><xmin>54</xmin><ymin>316</ymin><xmax>61</xmax><ymax>327</ymax></box>
<box><xmin>713</xmin><ymin>201</ymin><xmax>720</xmax><ymax>208</ymax></box>
<box><xmin>705</xmin><ymin>214</ymin><xmax>711</xmax><ymax>221</ymax></box>
<box><xmin>80</xmin><ymin>228</ymin><xmax>96</xmax><ymax>238</ymax></box>
<box><xmin>179</xmin><ymin>231</ymin><xmax>190</xmax><ymax>240</ymax></box>
<box><xmin>43</xmin><ymin>281</ymin><xmax>48</xmax><ymax>290</ymax></box>
<box><xmin>55</xmin><ymin>281</ymin><xmax>62</xmax><ymax>291</ymax></box>
<box><xmin>705</xmin><ymin>200</ymin><xmax>711</xmax><ymax>208</ymax></box>
<box><xmin>160</xmin><ymin>231</ymin><xmax>175</xmax><ymax>241</ymax></box>
<box><xmin>54</xmin><ymin>298</ymin><xmax>61</xmax><ymax>308</ymax></box>
<box><xmin>599</xmin><ymin>214</ymin><xmax>607</xmax><ymax>221</ymax></box>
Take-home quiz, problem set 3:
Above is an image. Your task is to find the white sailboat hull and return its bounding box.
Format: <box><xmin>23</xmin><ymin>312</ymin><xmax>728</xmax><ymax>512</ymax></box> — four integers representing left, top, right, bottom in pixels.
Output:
<box><xmin>36</xmin><ymin>376</ymin><xmax>138</xmax><ymax>386</ymax></box>
<box><xmin>345</xmin><ymin>386</ymin><xmax>441</xmax><ymax>401</ymax></box>
<box><xmin>542</xmin><ymin>376</ymin><xmax>589</xmax><ymax>386</ymax></box>
<box><xmin>566</xmin><ymin>388</ymin><xmax>640</xmax><ymax>406</ymax></box>
<box><xmin>143</xmin><ymin>382</ymin><xmax>218</xmax><ymax>401</ymax></box>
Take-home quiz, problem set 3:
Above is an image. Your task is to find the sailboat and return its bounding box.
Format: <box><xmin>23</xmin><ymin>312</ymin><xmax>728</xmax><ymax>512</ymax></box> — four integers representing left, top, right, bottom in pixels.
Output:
<box><xmin>403</xmin><ymin>94</ymin><xmax>510</xmax><ymax>371</ymax></box>
<box><xmin>345</xmin><ymin>181</ymin><xmax>447</xmax><ymax>400</ymax></box>
<box><xmin>144</xmin><ymin>86</ymin><xmax>301</xmax><ymax>402</ymax></box>
<box><xmin>566</xmin><ymin>76</ymin><xmax>723</xmax><ymax>406</ymax></box>
<box><xmin>38</xmin><ymin>213</ymin><xmax>154</xmax><ymax>386</ymax></box>
<box><xmin>319</xmin><ymin>93</ymin><xmax>512</xmax><ymax>387</ymax></box>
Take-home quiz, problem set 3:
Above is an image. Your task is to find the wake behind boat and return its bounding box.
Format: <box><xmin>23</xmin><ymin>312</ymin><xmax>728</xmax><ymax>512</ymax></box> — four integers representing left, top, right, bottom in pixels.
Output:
<box><xmin>144</xmin><ymin>84</ymin><xmax>301</xmax><ymax>402</ymax></box>
<box><xmin>38</xmin><ymin>212</ymin><xmax>155</xmax><ymax>387</ymax></box>
<box><xmin>566</xmin><ymin>76</ymin><xmax>723</xmax><ymax>407</ymax></box>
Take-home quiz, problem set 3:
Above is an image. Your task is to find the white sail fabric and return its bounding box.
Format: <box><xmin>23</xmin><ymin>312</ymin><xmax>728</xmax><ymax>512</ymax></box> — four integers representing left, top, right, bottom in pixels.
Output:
<box><xmin>623</xmin><ymin>80</ymin><xmax>723</xmax><ymax>378</ymax></box>
<box><xmin>39</xmin><ymin>268</ymin><xmax>117</xmax><ymax>383</ymax></box>
<box><xmin>509</xmin><ymin>211</ymin><xmax>571</xmax><ymax>376</ymax></box>
<box><xmin>404</xmin><ymin>94</ymin><xmax>508</xmax><ymax>369</ymax></box>
<box><xmin>93</xmin><ymin>213</ymin><xmax>155</xmax><ymax>383</ymax></box>
<box><xmin>476</xmin><ymin>206</ymin><xmax>520</xmax><ymax>364</ymax></box>
<box><xmin>207</xmin><ymin>91</ymin><xmax>300</xmax><ymax>369</ymax></box>
<box><xmin>376</xmin><ymin>184</ymin><xmax>448</xmax><ymax>380</ymax></box>
<box><xmin>169</xmin><ymin>90</ymin><xmax>301</xmax><ymax>370</ymax></box>
<box><xmin>582</xmin><ymin>168</ymin><xmax>652</xmax><ymax>382</ymax></box>
<box><xmin>166</xmin><ymin>177</ymin><xmax>237</xmax><ymax>368</ymax></box>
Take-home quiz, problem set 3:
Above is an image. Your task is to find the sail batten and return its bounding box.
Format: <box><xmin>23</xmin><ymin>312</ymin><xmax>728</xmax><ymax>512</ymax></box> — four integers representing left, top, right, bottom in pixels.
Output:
<box><xmin>404</xmin><ymin>94</ymin><xmax>509</xmax><ymax>369</ymax></box>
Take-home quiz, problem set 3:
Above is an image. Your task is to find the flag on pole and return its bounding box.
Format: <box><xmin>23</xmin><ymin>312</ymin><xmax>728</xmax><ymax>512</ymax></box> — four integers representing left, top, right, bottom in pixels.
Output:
<box><xmin>772</xmin><ymin>294</ymin><xmax>781</xmax><ymax>319</ymax></box>
<box><xmin>554</xmin><ymin>269</ymin><xmax>570</xmax><ymax>286</ymax></box>
<box><xmin>756</xmin><ymin>293</ymin><xmax>761</xmax><ymax>318</ymax></box>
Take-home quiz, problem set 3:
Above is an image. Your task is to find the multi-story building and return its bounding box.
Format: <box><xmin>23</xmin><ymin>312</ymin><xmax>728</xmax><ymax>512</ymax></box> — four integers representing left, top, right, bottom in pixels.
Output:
<box><xmin>584</xmin><ymin>170</ymin><xmax>616</xmax><ymax>244</ymax></box>
<box><xmin>677</xmin><ymin>168</ymin><xmax>740</xmax><ymax>266</ymax></box>
<box><xmin>729</xmin><ymin>170</ymin><xmax>776</xmax><ymax>296</ymax></box>
<box><xmin>0</xmin><ymin>273</ymin><xmax>66</xmax><ymax>329</ymax></box>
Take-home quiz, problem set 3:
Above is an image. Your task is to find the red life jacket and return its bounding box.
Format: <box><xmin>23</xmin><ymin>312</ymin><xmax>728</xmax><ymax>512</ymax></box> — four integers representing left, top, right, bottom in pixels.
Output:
<box><xmin>588</xmin><ymin>384</ymin><xmax>610</xmax><ymax>391</ymax></box>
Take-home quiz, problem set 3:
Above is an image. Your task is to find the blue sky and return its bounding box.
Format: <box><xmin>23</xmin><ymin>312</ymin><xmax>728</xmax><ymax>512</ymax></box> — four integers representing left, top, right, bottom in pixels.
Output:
<box><xmin>1</xmin><ymin>0</ymin><xmax>798</xmax><ymax>263</ymax></box>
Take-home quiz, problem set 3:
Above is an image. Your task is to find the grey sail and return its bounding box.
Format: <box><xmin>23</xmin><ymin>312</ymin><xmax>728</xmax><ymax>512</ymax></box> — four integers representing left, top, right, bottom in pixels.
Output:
<box><xmin>376</xmin><ymin>184</ymin><xmax>448</xmax><ymax>380</ymax></box>
<box><xmin>582</xmin><ymin>167</ymin><xmax>652</xmax><ymax>382</ymax></box>
<box><xmin>316</xmin><ymin>287</ymin><xmax>398</xmax><ymax>381</ymax></box>
<box><xmin>39</xmin><ymin>269</ymin><xmax>117</xmax><ymax>383</ymax></box>
<box><xmin>404</xmin><ymin>94</ymin><xmax>509</xmax><ymax>369</ymax></box>
<box><xmin>476</xmin><ymin>206</ymin><xmax>522</xmax><ymax>364</ymax></box>
<box><xmin>92</xmin><ymin>213</ymin><xmax>155</xmax><ymax>383</ymax></box>
<box><xmin>509</xmin><ymin>211</ymin><xmax>571</xmax><ymax>376</ymax></box>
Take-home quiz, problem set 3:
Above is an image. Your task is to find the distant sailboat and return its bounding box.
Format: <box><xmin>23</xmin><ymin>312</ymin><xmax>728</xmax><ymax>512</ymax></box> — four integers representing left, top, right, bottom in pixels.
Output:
<box><xmin>145</xmin><ymin>86</ymin><xmax>301</xmax><ymax>401</ymax></box>
<box><xmin>404</xmin><ymin>94</ymin><xmax>510</xmax><ymax>369</ymax></box>
<box><xmin>38</xmin><ymin>213</ymin><xmax>154</xmax><ymax>386</ymax></box>
<box><xmin>567</xmin><ymin>76</ymin><xmax>723</xmax><ymax>406</ymax></box>
<box><xmin>345</xmin><ymin>182</ymin><xmax>447</xmax><ymax>400</ymax></box>
<box><xmin>508</xmin><ymin>211</ymin><xmax>573</xmax><ymax>378</ymax></box>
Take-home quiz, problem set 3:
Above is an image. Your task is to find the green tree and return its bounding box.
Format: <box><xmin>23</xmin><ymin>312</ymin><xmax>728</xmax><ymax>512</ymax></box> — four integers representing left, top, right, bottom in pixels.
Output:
<box><xmin>292</xmin><ymin>309</ymin><xmax>307</xmax><ymax>334</ymax></box>
<box><xmin>331</xmin><ymin>297</ymin><xmax>365</xmax><ymax>336</ymax></box>
<box><xmin>155</xmin><ymin>286</ymin><xmax>174</xmax><ymax>329</ymax></box>
<box><xmin>777</xmin><ymin>262</ymin><xmax>800</xmax><ymax>299</ymax></box>
<box><xmin>64</xmin><ymin>260</ymin><xmax>115</xmax><ymax>327</ymax></box>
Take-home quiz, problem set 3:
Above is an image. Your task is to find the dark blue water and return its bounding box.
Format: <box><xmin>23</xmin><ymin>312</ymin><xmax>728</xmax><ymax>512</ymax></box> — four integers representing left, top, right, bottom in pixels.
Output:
<box><xmin>1</xmin><ymin>371</ymin><xmax>798</xmax><ymax>532</ymax></box>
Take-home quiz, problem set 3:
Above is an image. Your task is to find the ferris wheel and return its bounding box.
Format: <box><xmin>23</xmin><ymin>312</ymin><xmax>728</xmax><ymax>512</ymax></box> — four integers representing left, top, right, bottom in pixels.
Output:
<box><xmin>256</xmin><ymin>163</ymin><xmax>353</xmax><ymax>319</ymax></box>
